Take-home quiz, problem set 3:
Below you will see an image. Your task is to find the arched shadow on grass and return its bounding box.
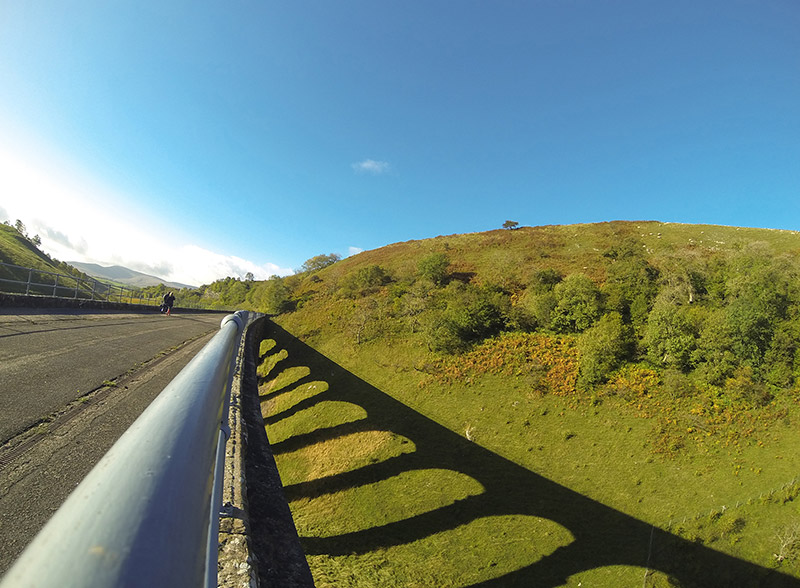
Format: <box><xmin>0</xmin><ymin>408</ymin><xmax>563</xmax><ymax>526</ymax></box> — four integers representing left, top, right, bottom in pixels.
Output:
<box><xmin>260</xmin><ymin>320</ymin><xmax>799</xmax><ymax>588</ymax></box>
<box><xmin>262</xmin><ymin>386</ymin><xmax>329</xmax><ymax>426</ymax></box>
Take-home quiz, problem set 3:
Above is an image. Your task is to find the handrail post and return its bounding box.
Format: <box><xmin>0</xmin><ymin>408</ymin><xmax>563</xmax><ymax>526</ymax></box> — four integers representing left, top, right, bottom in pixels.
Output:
<box><xmin>25</xmin><ymin>268</ymin><xmax>32</xmax><ymax>295</ymax></box>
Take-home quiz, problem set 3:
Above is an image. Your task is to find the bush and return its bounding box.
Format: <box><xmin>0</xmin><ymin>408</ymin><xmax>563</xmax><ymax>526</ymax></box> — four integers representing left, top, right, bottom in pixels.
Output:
<box><xmin>339</xmin><ymin>265</ymin><xmax>391</xmax><ymax>298</ymax></box>
<box><xmin>643</xmin><ymin>300</ymin><xmax>698</xmax><ymax>371</ymax></box>
<box><xmin>529</xmin><ymin>268</ymin><xmax>562</xmax><ymax>294</ymax></box>
<box><xmin>578</xmin><ymin>312</ymin><xmax>631</xmax><ymax>389</ymax></box>
<box><xmin>520</xmin><ymin>291</ymin><xmax>557</xmax><ymax>330</ymax></box>
<box><xmin>763</xmin><ymin>319</ymin><xmax>800</xmax><ymax>389</ymax></box>
<box><xmin>249</xmin><ymin>277</ymin><xmax>292</xmax><ymax>314</ymax></box>
<box><xmin>550</xmin><ymin>274</ymin><xmax>602</xmax><ymax>333</ymax></box>
<box><xmin>602</xmin><ymin>240</ymin><xmax>659</xmax><ymax>327</ymax></box>
<box><xmin>725</xmin><ymin>367</ymin><xmax>772</xmax><ymax>407</ymax></box>
<box><xmin>425</xmin><ymin>283</ymin><xmax>510</xmax><ymax>352</ymax></box>
<box><xmin>417</xmin><ymin>253</ymin><xmax>449</xmax><ymax>286</ymax></box>
<box><xmin>661</xmin><ymin>369</ymin><xmax>696</xmax><ymax>399</ymax></box>
<box><xmin>692</xmin><ymin>310</ymin><xmax>737</xmax><ymax>386</ymax></box>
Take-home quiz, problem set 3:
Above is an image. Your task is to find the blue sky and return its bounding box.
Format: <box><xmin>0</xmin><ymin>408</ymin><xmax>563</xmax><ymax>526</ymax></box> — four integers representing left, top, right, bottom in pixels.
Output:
<box><xmin>1</xmin><ymin>1</ymin><xmax>798</xmax><ymax>285</ymax></box>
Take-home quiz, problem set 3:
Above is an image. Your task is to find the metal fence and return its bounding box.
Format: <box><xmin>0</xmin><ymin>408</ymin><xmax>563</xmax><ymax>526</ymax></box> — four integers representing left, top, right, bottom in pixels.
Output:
<box><xmin>0</xmin><ymin>310</ymin><xmax>257</xmax><ymax>588</ymax></box>
<box><xmin>0</xmin><ymin>261</ymin><xmax>159</xmax><ymax>305</ymax></box>
<box><xmin>0</xmin><ymin>262</ymin><xmax>241</xmax><ymax>312</ymax></box>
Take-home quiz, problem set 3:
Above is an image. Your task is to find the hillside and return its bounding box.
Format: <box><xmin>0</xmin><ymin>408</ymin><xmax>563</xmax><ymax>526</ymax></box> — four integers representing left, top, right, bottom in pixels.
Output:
<box><xmin>0</xmin><ymin>223</ymin><xmax>65</xmax><ymax>273</ymax></box>
<box><xmin>0</xmin><ymin>223</ymin><xmax>91</xmax><ymax>290</ymax></box>
<box><xmin>256</xmin><ymin>221</ymin><xmax>800</xmax><ymax>587</ymax></box>
<box><xmin>68</xmin><ymin>261</ymin><xmax>193</xmax><ymax>290</ymax></box>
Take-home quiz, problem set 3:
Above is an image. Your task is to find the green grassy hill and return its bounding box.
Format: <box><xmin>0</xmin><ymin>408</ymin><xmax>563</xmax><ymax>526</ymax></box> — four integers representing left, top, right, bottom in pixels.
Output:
<box><xmin>257</xmin><ymin>221</ymin><xmax>800</xmax><ymax>587</ymax></box>
<box><xmin>0</xmin><ymin>223</ymin><xmax>63</xmax><ymax>272</ymax></box>
<box><xmin>0</xmin><ymin>223</ymin><xmax>116</xmax><ymax>297</ymax></box>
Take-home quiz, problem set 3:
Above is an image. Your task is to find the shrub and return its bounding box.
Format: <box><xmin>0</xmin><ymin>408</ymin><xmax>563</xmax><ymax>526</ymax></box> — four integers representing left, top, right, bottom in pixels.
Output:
<box><xmin>339</xmin><ymin>265</ymin><xmax>391</xmax><ymax>298</ymax></box>
<box><xmin>520</xmin><ymin>291</ymin><xmax>557</xmax><ymax>330</ymax></box>
<box><xmin>550</xmin><ymin>273</ymin><xmax>602</xmax><ymax>333</ymax></box>
<box><xmin>692</xmin><ymin>310</ymin><xmax>737</xmax><ymax>386</ymax></box>
<box><xmin>662</xmin><ymin>369</ymin><xmax>696</xmax><ymax>399</ymax></box>
<box><xmin>578</xmin><ymin>312</ymin><xmax>631</xmax><ymax>389</ymax></box>
<box><xmin>424</xmin><ymin>283</ymin><xmax>509</xmax><ymax>352</ymax></box>
<box><xmin>763</xmin><ymin>319</ymin><xmax>800</xmax><ymax>389</ymax></box>
<box><xmin>249</xmin><ymin>277</ymin><xmax>292</xmax><ymax>314</ymax></box>
<box><xmin>643</xmin><ymin>300</ymin><xmax>698</xmax><ymax>371</ymax></box>
<box><xmin>725</xmin><ymin>367</ymin><xmax>772</xmax><ymax>407</ymax></box>
<box><xmin>417</xmin><ymin>252</ymin><xmax>450</xmax><ymax>286</ymax></box>
<box><xmin>529</xmin><ymin>268</ymin><xmax>562</xmax><ymax>294</ymax></box>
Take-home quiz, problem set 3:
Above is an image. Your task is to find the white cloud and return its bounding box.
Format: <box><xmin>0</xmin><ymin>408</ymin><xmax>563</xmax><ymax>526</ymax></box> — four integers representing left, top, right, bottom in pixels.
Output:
<box><xmin>171</xmin><ymin>245</ymin><xmax>292</xmax><ymax>286</ymax></box>
<box><xmin>348</xmin><ymin>246</ymin><xmax>363</xmax><ymax>257</ymax></box>
<box><xmin>0</xmin><ymin>139</ymin><xmax>292</xmax><ymax>287</ymax></box>
<box><xmin>352</xmin><ymin>159</ymin><xmax>390</xmax><ymax>174</ymax></box>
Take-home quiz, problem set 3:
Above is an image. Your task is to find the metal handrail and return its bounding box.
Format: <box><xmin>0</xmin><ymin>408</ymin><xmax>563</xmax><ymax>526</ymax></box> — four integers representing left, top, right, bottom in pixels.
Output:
<box><xmin>0</xmin><ymin>261</ymin><xmax>159</xmax><ymax>305</ymax></box>
<box><xmin>0</xmin><ymin>311</ymin><xmax>255</xmax><ymax>588</ymax></box>
<box><xmin>0</xmin><ymin>261</ymin><xmax>239</xmax><ymax>312</ymax></box>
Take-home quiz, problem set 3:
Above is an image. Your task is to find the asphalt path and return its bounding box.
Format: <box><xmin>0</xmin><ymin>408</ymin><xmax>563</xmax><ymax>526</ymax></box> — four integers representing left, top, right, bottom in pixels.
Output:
<box><xmin>0</xmin><ymin>308</ymin><xmax>223</xmax><ymax>444</ymax></box>
<box><xmin>0</xmin><ymin>308</ymin><xmax>226</xmax><ymax>573</ymax></box>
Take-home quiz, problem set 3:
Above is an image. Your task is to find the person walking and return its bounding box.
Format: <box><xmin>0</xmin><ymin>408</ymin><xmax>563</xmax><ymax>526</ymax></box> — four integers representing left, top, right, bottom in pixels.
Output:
<box><xmin>163</xmin><ymin>291</ymin><xmax>176</xmax><ymax>316</ymax></box>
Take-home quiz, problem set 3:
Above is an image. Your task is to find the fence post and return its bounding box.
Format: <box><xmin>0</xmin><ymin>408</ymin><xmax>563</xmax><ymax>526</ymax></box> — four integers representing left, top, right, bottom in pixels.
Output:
<box><xmin>26</xmin><ymin>268</ymin><xmax>33</xmax><ymax>295</ymax></box>
<box><xmin>52</xmin><ymin>274</ymin><xmax>59</xmax><ymax>297</ymax></box>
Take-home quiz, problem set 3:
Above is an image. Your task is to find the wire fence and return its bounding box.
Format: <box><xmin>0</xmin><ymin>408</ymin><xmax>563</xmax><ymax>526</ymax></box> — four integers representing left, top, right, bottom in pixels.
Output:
<box><xmin>664</xmin><ymin>475</ymin><xmax>800</xmax><ymax>529</ymax></box>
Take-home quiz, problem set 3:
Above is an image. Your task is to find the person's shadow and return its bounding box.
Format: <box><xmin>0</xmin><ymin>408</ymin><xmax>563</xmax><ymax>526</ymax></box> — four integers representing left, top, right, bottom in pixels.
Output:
<box><xmin>258</xmin><ymin>320</ymin><xmax>798</xmax><ymax>587</ymax></box>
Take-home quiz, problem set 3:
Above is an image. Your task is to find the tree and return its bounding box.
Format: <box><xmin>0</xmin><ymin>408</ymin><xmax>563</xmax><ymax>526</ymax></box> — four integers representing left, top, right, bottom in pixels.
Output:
<box><xmin>763</xmin><ymin>318</ymin><xmax>800</xmax><ymax>389</ymax></box>
<box><xmin>250</xmin><ymin>277</ymin><xmax>291</xmax><ymax>314</ymax></box>
<box><xmin>425</xmin><ymin>283</ymin><xmax>509</xmax><ymax>352</ymax></box>
<box><xmin>643</xmin><ymin>300</ymin><xmax>698</xmax><ymax>371</ymax></box>
<box><xmin>550</xmin><ymin>274</ymin><xmax>602</xmax><ymax>333</ymax></box>
<box><xmin>692</xmin><ymin>309</ymin><xmax>737</xmax><ymax>385</ymax></box>
<box><xmin>722</xmin><ymin>253</ymin><xmax>790</xmax><ymax>368</ymax></box>
<box><xmin>601</xmin><ymin>239</ymin><xmax>659</xmax><ymax>330</ymax></box>
<box><xmin>417</xmin><ymin>252</ymin><xmax>449</xmax><ymax>286</ymax></box>
<box><xmin>31</xmin><ymin>234</ymin><xmax>42</xmax><ymax>247</ymax></box>
<box><xmin>530</xmin><ymin>269</ymin><xmax>562</xmax><ymax>294</ymax></box>
<box><xmin>244</xmin><ymin>271</ymin><xmax>254</xmax><ymax>282</ymax></box>
<box><xmin>521</xmin><ymin>291</ymin><xmax>557</xmax><ymax>330</ymax></box>
<box><xmin>14</xmin><ymin>219</ymin><xmax>26</xmax><ymax>237</ymax></box>
<box><xmin>349</xmin><ymin>298</ymin><xmax>380</xmax><ymax>344</ymax></box>
<box><xmin>394</xmin><ymin>281</ymin><xmax>429</xmax><ymax>333</ymax></box>
<box><xmin>502</xmin><ymin>220</ymin><xmax>519</xmax><ymax>230</ymax></box>
<box><xmin>578</xmin><ymin>312</ymin><xmax>631</xmax><ymax>389</ymax></box>
<box><xmin>300</xmin><ymin>253</ymin><xmax>341</xmax><ymax>273</ymax></box>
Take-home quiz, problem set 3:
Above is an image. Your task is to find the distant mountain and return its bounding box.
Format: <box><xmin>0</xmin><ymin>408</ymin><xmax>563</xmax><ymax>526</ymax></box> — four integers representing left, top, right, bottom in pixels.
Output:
<box><xmin>68</xmin><ymin>261</ymin><xmax>194</xmax><ymax>290</ymax></box>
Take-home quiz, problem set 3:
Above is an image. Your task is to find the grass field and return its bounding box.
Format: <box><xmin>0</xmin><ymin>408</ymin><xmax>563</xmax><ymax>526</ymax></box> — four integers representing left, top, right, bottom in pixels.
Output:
<box><xmin>251</xmin><ymin>221</ymin><xmax>800</xmax><ymax>586</ymax></box>
<box><xmin>258</xmin><ymin>319</ymin><xmax>800</xmax><ymax>587</ymax></box>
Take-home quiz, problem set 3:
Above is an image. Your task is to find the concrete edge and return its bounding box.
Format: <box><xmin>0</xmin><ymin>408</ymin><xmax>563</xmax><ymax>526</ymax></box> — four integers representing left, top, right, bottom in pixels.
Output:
<box><xmin>218</xmin><ymin>321</ymin><xmax>260</xmax><ymax>587</ymax></box>
<box><xmin>237</xmin><ymin>317</ymin><xmax>316</xmax><ymax>588</ymax></box>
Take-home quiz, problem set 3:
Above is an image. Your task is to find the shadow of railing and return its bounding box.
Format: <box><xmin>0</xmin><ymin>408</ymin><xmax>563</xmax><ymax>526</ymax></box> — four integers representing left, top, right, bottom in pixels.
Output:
<box><xmin>259</xmin><ymin>320</ymin><xmax>799</xmax><ymax>587</ymax></box>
